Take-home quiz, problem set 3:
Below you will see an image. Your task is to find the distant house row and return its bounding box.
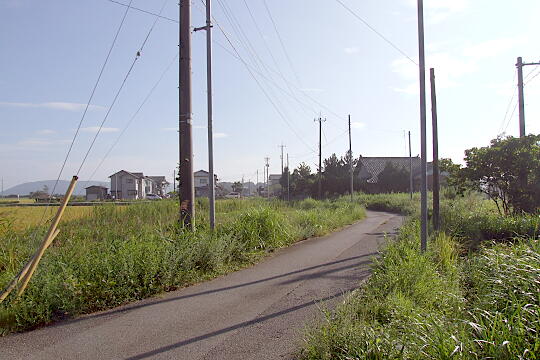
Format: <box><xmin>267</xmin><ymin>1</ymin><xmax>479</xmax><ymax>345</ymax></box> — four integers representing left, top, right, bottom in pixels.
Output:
<box><xmin>85</xmin><ymin>170</ymin><xmax>169</xmax><ymax>201</ymax></box>
<box><xmin>85</xmin><ymin>169</ymin><xmax>221</xmax><ymax>201</ymax></box>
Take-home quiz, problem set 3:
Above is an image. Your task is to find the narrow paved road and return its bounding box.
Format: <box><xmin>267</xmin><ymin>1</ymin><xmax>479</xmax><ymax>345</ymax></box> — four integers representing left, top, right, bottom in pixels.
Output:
<box><xmin>1</xmin><ymin>211</ymin><xmax>402</xmax><ymax>360</ymax></box>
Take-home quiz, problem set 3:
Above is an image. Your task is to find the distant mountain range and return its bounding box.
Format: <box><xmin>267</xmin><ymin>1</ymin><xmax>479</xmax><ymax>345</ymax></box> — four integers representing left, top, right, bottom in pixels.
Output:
<box><xmin>2</xmin><ymin>180</ymin><xmax>109</xmax><ymax>196</ymax></box>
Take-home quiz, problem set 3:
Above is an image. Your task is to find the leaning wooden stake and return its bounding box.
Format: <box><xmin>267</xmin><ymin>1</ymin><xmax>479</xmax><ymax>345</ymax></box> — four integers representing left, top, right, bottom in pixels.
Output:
<box><xmin>0</xmin><ymin>176</ymin><xmax>78</xmax><ymax>303</ymax></box>
<box><xmin>0</xmin><ymin>229</ymin><xmax>60</xmax><ymax>303</ymax></box>
<box><xmin>16</xmin><ymin>176</ymin><xmax>78</xmax><ymax>297</ymax></box>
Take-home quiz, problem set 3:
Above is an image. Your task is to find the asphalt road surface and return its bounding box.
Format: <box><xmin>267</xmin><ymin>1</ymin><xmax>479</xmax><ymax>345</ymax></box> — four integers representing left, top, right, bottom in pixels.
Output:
<box><xmin>1</xmin><ymin>211</ymin><xmax>402</xmax><ymax>360</ymax></box>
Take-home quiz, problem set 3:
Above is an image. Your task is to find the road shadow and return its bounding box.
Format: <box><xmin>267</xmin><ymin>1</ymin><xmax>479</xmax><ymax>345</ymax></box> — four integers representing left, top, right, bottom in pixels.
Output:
<box><xmin>124</xmin><ymin>291</ymin><xmax>347</xmax><ymax>360</ymax></box>
<box><xmin>45</xmin><ymin>252</ymin><xmax>378</xmax><ymax>330</ymax></box>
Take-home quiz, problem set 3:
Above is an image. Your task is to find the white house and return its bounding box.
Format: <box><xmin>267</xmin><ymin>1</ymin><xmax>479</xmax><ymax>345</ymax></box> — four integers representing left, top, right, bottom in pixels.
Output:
<box><xmin>109</xmin><ymin>170</ymin><xmax>159</xmax><ymax>200</ymax></box>
<box><xmin>194</xmin><ymin>170</ymin><xmax>218</xmax><ymax>197</ymax></box>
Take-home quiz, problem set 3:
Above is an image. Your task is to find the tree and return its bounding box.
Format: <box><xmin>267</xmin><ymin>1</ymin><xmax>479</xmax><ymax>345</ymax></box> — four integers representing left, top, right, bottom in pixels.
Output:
<box><xmin>232</xmin><ymin>181</ymin><xmax>243</xmax><ymax>194</ymax></box>
<box><xmin>376</xmin><ymin>163</ymin><xmax>410</xmax><ymax>193</ymax></box>
<box><xmin>458</xmin><ymin>134</ymin><xmax>540</xmax><ymax>214</ymax></box>
<box><xmin>289</xmin><ymin>162</ymin><xmax>316</xmax><ymax>198</ymax></box>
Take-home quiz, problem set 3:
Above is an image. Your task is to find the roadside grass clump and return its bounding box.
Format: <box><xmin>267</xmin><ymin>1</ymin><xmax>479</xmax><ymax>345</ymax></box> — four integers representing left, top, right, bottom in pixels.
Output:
<box><xmin>300</xmin><ymin>220</ymin><xmax>464</xmax><ymax>359</ymax></box>
<box><xmin>0</xmin><ymin>196</ymin><xmax>365</xmax><ymax>335</ymax></box>
<box><xmin>464</xmin><ymin>239</ymin><xmax>540</xmax><ymax>357</ymax></box>
<box><xmin>301</xmin><ymin>193</ymin><xmax>540</xmax><ymax>359</ymax></box>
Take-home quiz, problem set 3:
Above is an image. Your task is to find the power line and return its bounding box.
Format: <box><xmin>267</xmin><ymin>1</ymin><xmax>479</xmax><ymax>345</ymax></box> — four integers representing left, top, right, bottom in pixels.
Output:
<box><xmin>210</xmin><ymin>8</ymin><xmax>316</xmax><ymax>153</ymax></box>
<box><xmin>262</xmin><ymin>0</ymin><xmax>302</xmax><ymax>85</ymax></box>
<box><xmin>498</xmin><ymin>71</ymin><xmax>517</xmax><ymax>135</ymax></box>
<box><xmin>77</xmin><ymin>0</ymin><xmax>169</xmax><ymax>176</ymax></box>
<box><xmin>35</xmin><ymin>0</ymin><xmax>134</xmax><ymax>232</ymax></box>
<box><xmin>86</xmin><ymin>53</ymin><xmax>179</xmax><ymax>183</ymax></box>
<box><xmin>333</xmin><ymin>0</ymin><xmax>418</xmax><ymax>66</ymax></box>
<box><xmin>106</xmin><ymin>0</ymin><xmax>178</xmax><ymax>23</ymax></box>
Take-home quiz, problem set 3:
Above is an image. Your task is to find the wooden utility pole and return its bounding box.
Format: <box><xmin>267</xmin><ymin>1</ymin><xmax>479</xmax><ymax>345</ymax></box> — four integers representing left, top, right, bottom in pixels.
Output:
<box><xmin>430</xmin><ymin>68</ymin><xmax>440</xmax><ymax>231</ymax></box>
<box><xmin>314</xmin><ymin>116</ymin><xmax>326</xmax><ymax>199</ymax></box>
<box><xmin>417</xmin><ymin>0</ymin><xmax>428</xmax><ymax>252</ymax></box>
<box><xmin>348</xmin><ymin>115</ymin><xmax>353</xmax><ymax>201</ymax></box>
<box><xmin>194</xmin><ymin>0</ymin><xmax>215</xmax><ymax>229</ymax></box>
<box><xmin>179</xmin><ymin>0</ymin><xmax>194</xmax><ymax>229</ymax></box>
<box><xmin>408</xmin><ymin>131</ymin><xmax>413</xmax><ymax>200</ymax></box>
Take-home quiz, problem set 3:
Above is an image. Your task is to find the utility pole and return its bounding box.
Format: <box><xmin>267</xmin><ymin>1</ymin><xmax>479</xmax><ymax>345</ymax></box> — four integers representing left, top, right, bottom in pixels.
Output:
<box><xmin>279</xmin><ymin>143</ymin><xmax>286</xmax><ymax>175</ymax></box>
<box><xmin>194</xmin><ymin>0</ymin><xmax>215</xmax><ymax>229</ymax></box>
<box><xmin>408</xmin><ymin>131</ymin><xmax>413</xmax><ymax>200</ymax></box>
<box><xmin>417</xmin><ymin>0</ymin><xmax>428</xmax><ymax>252</ymax></box>
<box><xmin>516</xmin><ymin>57</ymin><xmax>540</xmax><ymax>137</ymax></box>
<box><xmin>178</xmin><ymin>0</ymin><xmax>194</xmax><ymax>229</ymax></box>
<box><xmin>314</xmin><ymin>116</ymin><xmax>326</xmax><ymax>199</ymax></box>
<box><xmin>430</xmin><ymin>68</ymin><xmax>440</xmax><ymax>231</ymax></box>
<box><xmin>517</xmin><ymin>57</ymin><xmax>526</xmax><ymax>137</ymax></box>
<box><xmin>286</xmin><ymin>153</ymin><xmax>290</xmax><ymax>202</ymax></box>
<box><xmin>265</xmin><ymin>157</ymin><xmax>270</xmax><ymax>199</ymax></box>
<box><xmin>348</xmin><ymin>115</ymin><xmax>353</xmax><ymax>201</ymax></box>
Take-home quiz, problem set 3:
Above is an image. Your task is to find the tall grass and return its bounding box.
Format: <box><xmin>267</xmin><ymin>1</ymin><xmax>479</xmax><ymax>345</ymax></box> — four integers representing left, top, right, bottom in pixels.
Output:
<box><xmin>300</xmin><ymin>193</ymin><xmax>540</xmax><ymax>359</ymax></box>
<box><xmin>0</xmin><ymin>197</ymin><xmax>365</xmax><ymax>335</ymax></box>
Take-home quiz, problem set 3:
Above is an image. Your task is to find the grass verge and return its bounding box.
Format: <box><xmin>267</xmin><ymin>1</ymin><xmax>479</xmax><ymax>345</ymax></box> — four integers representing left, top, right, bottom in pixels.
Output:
<box><xmin>0</xmin><ymin>197</ymin><xmax>365</xmax><ymax>335</ymax></box>
<box><xmin>300</xmin><ymin>194</ymin><xmax>540</xmax><ymax>359</ymax></box>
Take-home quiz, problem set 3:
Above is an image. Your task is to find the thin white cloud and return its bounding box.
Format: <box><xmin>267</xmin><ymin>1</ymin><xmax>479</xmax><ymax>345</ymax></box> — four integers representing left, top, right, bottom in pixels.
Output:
<box><xmin>300</xmin><ymin>88</ymin><xmax>324</xmax><ymax>93</ymax></box>
<box><xmin>344</xmin><ymin>47</ymin><xmax>360</xmax><ymax>54</ymax></box>
<box><xmin>81</xmin><ymin>127</ymin><xmax>119</xmax><ymax>133</ymax></box>
<box><xmin>213</xmin><ymin>132</ymin><xmax>228</xmax><ymax>139</ymax></box>
<box><xmin>161</xmin><ymin>127</ymin><xmax>178</xmax><ymax>132</ymax></box>
<box><xmin>351</xmin><ymin>122</ymin><xmax>366</xmax><ymax>129</ymax></box>
<box><xmin>405</xmin><ymin>0</ymin><xmax>469</xmax><ymax>24</ymax></box>
<box><xmin>36</xmin><ymin>129</ymin><xmax>56</xmax><ymax>135</ymax></box>
<box><xmin>17</xmin><ymin>138</ymin><xmax>71</xmax><ymax>147</ymax></box>
<box><xmin>0</xmin><ymin>101</ymin><xmax>105</xmax><ymax>112</ymax></box>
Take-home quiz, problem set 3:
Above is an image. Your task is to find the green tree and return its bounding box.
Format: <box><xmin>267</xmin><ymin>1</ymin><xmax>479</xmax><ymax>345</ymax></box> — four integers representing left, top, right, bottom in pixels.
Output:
<box><xmin>232</xmin><ymin>181</ymin><xmax>243</xmax><ymax>193</ymax></box>
<box><xmin>376</xmin><ymin>162</ymin><xmax>410</xmax><ymax>193</ymax></box>
<box><xmin>290</xmin><ymin>162</ymin><xmax>316</xmax><ymax>198</ymax></box>
<box><xmin>458</xmin><ymin>134</ymin><xmax>540</xmax><ymax>214</ymax></box>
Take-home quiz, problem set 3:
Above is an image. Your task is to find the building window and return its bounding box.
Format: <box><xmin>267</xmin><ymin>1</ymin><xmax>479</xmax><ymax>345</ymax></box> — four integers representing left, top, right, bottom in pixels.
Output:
<box><xmin>128</xmin><ymin>190</ymin><xmax>137</xmax><ymax>195</ymax></box>
<box><xmin>126</xmin><ymin>178</ymin><xmax>134</xmax><ymax>184</ymax></box>
<box><xmin>200</xmin><ymin>178</ymin><xmax>208</xmax><ymax>185</ymax></box>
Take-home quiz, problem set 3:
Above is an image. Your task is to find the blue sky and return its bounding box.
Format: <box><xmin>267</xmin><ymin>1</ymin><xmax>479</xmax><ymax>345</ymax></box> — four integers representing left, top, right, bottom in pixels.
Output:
<box><xmin>1</xmin><ymin>0</ymin><xmax>540</xmax><ymax>189</ymax></box>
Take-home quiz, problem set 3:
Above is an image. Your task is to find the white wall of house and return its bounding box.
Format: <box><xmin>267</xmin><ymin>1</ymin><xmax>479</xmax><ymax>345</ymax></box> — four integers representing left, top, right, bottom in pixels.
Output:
<box><xmin>110</xmin><ymin>172</ymin><xmax>139</xmax><ymax>200</ymax></box>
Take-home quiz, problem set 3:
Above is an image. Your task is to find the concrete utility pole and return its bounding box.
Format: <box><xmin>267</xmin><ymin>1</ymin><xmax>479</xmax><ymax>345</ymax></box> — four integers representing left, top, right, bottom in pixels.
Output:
<box><xmin>179</xmin><ymin>0</ymin><xmax>195</xmax><ymax>229</ymax></box>
<box><xmin>286</xmin><ymin>153</ymin><xmax>290</xmax><ymax>201</ymax></box>
<box><xmin>348</xmin><ymin>115</ymin><xmax>353</xmax><ymax>201</ymax></box>
<box><xmin>265</xmin><ymin>157</ymin><xmax>270</xmax><ymax>199</ymax></box>
<box><xmin>517</xmin><ymin>57</ymin><xmax>526</xmax><ymax>137</ymax></box>
<box><xmin>196</xmin><ymin>0</ymin><xmax>215</xmax><ymax>228</ymax></box>
<box><xmin>314</xmin><ymin>116</ymin><xmax>326</xmax><ymax>199</ymax></box>
<box><xmin>516</xmin><ymin>57</ymin><xmax>540</xmax><ymax>137</ymax></box>
<box><xmin>408</xmin><ymin>131</ymin><xmax>413</xmax><ymax>200</ymax></box>
<box><xmin>430</xmin><ymin>68</ymin><xmax>440</xmax><ymax>231</ymax></box>
<box><xmin>417</xmin><ymin>0</ymin><xmax>428</xmax><ymax>252</ymax></box>
<box><xmin>279</xmin><ymin>143</ymin><xmax>286</xmax><ymax>175</ymax></box>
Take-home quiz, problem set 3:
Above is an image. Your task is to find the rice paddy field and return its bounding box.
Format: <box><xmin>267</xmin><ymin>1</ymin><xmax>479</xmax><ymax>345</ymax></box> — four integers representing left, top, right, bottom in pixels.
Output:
<box><xmin>0</xmin><ymin>206</ymin><xmax>94</xmax><ymax>231</ymax></box>
<box><xmin>0</xmin><ymin>197</ymin><xmax>365</xmax><ymax>335</ymax></box>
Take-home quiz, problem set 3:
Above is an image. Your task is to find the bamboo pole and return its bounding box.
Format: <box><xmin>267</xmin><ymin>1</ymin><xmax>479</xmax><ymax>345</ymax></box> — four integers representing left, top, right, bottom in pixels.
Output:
<box><xmin>15</xmin><ymin>176</ymin><xmax>78</xmax><ymax>298</ymax></box>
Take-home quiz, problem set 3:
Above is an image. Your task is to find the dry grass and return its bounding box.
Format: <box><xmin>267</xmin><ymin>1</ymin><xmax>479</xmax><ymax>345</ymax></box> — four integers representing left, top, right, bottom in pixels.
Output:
<box><xmin>0</xmin><ymin>206</ymin><xmax>94</xmax><ymax>231</ymax></box>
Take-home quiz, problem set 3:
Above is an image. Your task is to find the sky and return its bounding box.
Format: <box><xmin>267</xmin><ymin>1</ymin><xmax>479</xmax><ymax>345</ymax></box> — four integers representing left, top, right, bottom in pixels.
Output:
<box><xmin>1</xmin><ymin>0</ymin><xmax>540</xmax><ymax>190</ymax></box>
